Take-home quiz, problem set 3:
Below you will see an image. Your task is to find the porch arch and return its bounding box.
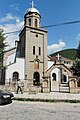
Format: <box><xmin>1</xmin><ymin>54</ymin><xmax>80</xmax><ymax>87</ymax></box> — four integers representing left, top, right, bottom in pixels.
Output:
<box><xmin>52</xmin><ymin>73</ymin><xmax>56</xmax><ymax>81</ymax></box>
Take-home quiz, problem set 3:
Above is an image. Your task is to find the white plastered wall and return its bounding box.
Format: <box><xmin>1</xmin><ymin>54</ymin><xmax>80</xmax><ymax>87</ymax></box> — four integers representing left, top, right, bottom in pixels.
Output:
<box><xmin>5</xmin><ymin>58</ymin><xmax>25</xmax><ymax>83</ymax></box>
<box><xmin>50</xmin><ymin>68</ymin><xmax>61</xmax><ymax>82</ymax></box>
<box><xmin>48</xmin><ymin>61</ymin><xmax>54</xmax><ymax>69</ymax></box>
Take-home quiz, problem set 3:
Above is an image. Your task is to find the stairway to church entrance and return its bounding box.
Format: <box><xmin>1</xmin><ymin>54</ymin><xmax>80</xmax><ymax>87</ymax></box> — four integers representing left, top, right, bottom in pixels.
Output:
<box><xmin>51</xmin><ymin>81</ymin><xmax>69</xmax><ymax>92</ymax></box>
<box><xmin>59</xmin><ymin>83</ymin><xmax>69</xmax><ymax>93</ymax></box>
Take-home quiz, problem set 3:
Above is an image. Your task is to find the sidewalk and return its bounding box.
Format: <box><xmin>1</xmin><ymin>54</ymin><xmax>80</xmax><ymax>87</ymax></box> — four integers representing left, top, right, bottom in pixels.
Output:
<box><xmin>13</xmin><ymin>92</ymin><xmax>80</xmax><ymax>102</ymax></box>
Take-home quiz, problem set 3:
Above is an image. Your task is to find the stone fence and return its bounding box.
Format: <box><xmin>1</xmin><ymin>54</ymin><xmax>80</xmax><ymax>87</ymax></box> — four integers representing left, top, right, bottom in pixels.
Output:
<box><xmin>69</xmin><ymin>76</ymin><xmax>79</xmax><ymax>94</ymax></box>
<box><xmin>0</xmin><ymin>79</ymin><xmax>50</xmax><ymax>93</ymax></box>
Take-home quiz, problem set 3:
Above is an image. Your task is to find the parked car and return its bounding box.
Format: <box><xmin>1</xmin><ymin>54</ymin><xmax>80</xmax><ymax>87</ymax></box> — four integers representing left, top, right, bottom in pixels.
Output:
<box><xmin>0</xmin><ymin>89</ymin><xmax>14</xmax><ymax>105</ymax></box>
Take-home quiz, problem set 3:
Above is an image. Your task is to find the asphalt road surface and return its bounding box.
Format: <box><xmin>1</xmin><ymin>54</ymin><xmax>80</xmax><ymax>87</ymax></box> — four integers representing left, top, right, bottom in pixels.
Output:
<box><xmin>0</xmin><ymin>101</ymin><xmax>80</xmax><ymax>120</ymax></box>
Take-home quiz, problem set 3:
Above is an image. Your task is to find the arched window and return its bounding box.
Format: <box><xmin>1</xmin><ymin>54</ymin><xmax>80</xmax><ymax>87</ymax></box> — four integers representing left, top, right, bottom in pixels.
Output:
<box><xmin>33</xmin><ymin>72</ymin><xmax>40</xmax><ymax>85</ymax></box>
<box><xmin>28</xmin><ymin>18</ymin><xmax>31</xmax><ymax>26</ymax></box>
<box><xmin>33</xmin><ymin>46</ymin><xmax>35</xmax><ymax>55</ymax></box>
<box><xmin>63</xmin><ymin>75</ymin><xmax>67</xmax><ymax>82</ymax></box>
<box><xmin>39</xmin><ymin>47</ymin><xmax>41</xmax><ymax>55</ymax></box>
<box><xmin>52</xmin><ymin>73</ymin><xmax>56</xmax><ymax>81</ymax></box>
<box><xmin>35</xmin><ymin>19</ymin><xmax>37</xmax><ymax>27</ymax></box>
<box><xmin>61</xmin><ymin>74</ymin><xmax>67</xmax><ymax>83</ymax></box>
<box><xmin>13</xmin><ymin>72</ymin><xmax>19</xmax><ymax>81</ymax></box>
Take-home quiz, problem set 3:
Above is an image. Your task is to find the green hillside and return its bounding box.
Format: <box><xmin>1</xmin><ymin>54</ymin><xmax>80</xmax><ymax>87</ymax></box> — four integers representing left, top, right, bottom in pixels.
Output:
<box><xmin>50</xmin><ymin>49</ymin><xmax>78</xmax><ymax>60</ymax></box>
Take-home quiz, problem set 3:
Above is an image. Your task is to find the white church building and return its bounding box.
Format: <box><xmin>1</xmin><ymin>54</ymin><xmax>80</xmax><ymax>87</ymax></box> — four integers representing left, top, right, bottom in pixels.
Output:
<box><xmin>3</xmin><ymin>3</ymin><xmax>75</xmax><ymax>93</ymax></box>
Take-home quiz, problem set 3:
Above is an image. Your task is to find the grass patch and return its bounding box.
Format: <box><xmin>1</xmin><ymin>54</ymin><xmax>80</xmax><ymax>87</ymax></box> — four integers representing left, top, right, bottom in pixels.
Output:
<box><xmin>13</xmin><ymin>97</ymin><xmax>80</xmax><ymax>103</ymax></box>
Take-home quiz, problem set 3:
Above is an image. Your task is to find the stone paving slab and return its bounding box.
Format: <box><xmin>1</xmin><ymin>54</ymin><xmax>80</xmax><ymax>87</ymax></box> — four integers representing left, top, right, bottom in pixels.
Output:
<box><xmin>13</xmin><ymin>92</ymin><xmax>80</xmax><ymax>101</ymax></box>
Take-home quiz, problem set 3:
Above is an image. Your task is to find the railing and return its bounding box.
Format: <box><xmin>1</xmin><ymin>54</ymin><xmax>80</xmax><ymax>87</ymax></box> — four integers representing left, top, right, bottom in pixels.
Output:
<box><xmin>1</xmin><ymin>78</ymin><xmax>43</xmax><ymax>88</ymax></box>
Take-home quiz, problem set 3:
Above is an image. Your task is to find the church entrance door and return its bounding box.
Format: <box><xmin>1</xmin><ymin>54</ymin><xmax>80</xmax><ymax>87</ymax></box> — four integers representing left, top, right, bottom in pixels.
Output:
<box><xmin>51</xmin><ymin>80</ymin><xmax>59</xmax><ymax>92</ymax></box>
<box><xmin>33</xmin><ymin>72</ymin><xmax>40</xmax><ymax>85</ymax></box>
<box><xmin>51</xmin><ymin>72</ymin><xmax>60</xmax><ymax>92</ymax></box>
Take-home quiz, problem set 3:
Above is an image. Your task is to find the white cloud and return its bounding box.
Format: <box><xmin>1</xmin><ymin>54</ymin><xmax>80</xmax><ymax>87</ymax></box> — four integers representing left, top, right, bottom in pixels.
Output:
<box><xmin>0</xmin><ymin>13</ymin><xmax>19</xmax><ymax>22</ymax></box>
<box><xmin>48</xmin><ymin>41</ymin><xmax>65</xmax><ymax>55</ymax></box>
<box><xmin>0</xmin><ymin>14</ymin><xmax>24</xmax><ymax>49</ymax></box>
<box><xmin>0</xmin><ymin>13</ymin><xmax>66</xmax><ymax>53</ymax></box>
<box><xmin>10</xmin><ymin>3</ymin><xmax>19</xmax><ymax>12</ymax></box>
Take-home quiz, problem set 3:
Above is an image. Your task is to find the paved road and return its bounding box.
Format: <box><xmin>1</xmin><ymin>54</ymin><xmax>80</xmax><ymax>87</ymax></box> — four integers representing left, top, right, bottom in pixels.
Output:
<box><xmin>0</xmin><ymin>101</ymin><xmax>80</xmax><ymax>120</ymax></box>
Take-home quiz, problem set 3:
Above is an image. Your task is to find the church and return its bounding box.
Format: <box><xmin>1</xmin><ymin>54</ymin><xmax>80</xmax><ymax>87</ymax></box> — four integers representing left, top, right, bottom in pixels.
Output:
<box><xmin>3</xmin><ymin>2</ymin><xmax>78</xmax><ymax>93</ymax></box>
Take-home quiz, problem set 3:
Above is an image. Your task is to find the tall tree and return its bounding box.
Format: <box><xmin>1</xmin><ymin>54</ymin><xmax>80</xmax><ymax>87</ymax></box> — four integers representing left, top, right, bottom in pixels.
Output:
<box><xmin>0</xmin><ymin>29</ymin><xmax>8</xmax><ymax>69</ymax></box>
<box><xmin>71</xmin><ymin>41</ymin><xmax>80</xmax><ymax>77</ymax></box>
<box><xmin>71</xmin><ymin>61</ymin><xmax>80</xmax><ymax>77</ymax></box>
<box><xmin>76</xmin><ymin>40</ymin><xmax>80</xmax><ymax>59</ymax></box>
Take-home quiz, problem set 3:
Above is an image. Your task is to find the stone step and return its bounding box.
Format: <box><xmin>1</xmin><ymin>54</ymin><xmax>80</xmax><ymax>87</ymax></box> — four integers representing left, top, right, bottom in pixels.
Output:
<box><xmin>60</xmin><ymin>83</ymin><xmax>69</xmax><ymax>87</ymax></box>
<box><xmin>59</xmin><ymin>86</ymin><xmax>69</xmax><ymax>92</ymax></box>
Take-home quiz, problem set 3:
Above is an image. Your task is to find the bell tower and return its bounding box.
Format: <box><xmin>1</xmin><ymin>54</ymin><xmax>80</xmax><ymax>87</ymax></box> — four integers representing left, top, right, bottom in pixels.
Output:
<box><xmin>24</xmin><ymin>1</ymin><xmax>41</xmax><ymax>28</ymax></box>
<box><xmin>19</xmin><ymin>1</ymin><xmax>48</xmax><ymax>86</ymax></box>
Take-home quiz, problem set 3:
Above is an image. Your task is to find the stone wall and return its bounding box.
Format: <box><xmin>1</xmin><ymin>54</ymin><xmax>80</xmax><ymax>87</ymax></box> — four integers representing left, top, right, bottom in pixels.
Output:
<box><xmin>69</xmin><ymin>77</ymin><xmax>78</xmax><ymax>94</ymax></box>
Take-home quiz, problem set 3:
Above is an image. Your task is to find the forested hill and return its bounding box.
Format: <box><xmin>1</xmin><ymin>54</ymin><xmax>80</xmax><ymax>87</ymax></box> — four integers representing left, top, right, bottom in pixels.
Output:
<box><xmin>50</xmin><ymin>49</ymin><xmax>78</xmax><ymax>60</ymax></box>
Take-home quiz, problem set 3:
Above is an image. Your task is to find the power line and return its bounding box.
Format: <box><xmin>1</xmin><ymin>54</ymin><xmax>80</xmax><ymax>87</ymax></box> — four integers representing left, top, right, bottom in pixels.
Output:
<box><xmin>4</xmin><ymin>30</ymin><xmax>20</xmax><ymax>35</ymax></box>
<box><xmin>3</xmin><ymin>20</ymin><xmax>80</xmax><ymax>35</ymax></box>
<box><xmin>41</xmin><ymin>20</ymin><xmax>80</xmax><ymax>28</ymax></box>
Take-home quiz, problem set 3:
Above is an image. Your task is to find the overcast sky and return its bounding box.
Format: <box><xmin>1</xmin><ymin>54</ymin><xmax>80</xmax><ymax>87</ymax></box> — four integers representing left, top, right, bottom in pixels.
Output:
<box><xmin>0</xmin><ymin>0</ymin><xmax>80</xmax><ymax>54</ymax></box>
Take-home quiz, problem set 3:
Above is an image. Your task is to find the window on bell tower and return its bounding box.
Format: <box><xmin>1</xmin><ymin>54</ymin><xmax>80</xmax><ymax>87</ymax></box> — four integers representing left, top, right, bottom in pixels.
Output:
<box><xmin>39</xmin><ymin>47</ymin><xmax>41</xmax><ymax>55</ymax></box>
<box><xmin>28</xmin><ymin>18</ymin><xmax>31</xmax><ymax>26</ymax></box>
<box><xmin>35</xmin><ymin>19</ymin><xmax>37</xmax><ymax>27</ymax></box>
<box><xmin>33</xmin><ymin>46</ymin><xmax>35</xmax><ymax>55</ymax></box>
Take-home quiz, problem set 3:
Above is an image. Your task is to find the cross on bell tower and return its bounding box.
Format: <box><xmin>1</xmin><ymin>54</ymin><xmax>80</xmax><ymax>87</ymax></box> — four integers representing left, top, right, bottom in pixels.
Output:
<box><xmin>24</xmin><ymin>0</ymin><xmax>41</xmax><ymax>28</ymax></box>
<box><xmin>30</xmin><ymin>1</ymin><xmax>35</xmax><ymax>8</ymax></box>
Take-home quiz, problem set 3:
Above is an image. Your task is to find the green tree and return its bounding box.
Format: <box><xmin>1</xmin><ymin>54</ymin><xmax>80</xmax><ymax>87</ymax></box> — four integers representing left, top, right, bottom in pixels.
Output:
<box><xmin>76</xmin><ymin>40</ymin><xmax>80</xmax><ymax>59</ymax></box>
<box><xmin>0</xmin><ymin>29</ymin><xmax>8</xmax><ymax>69</ymax></box>
<box><xmin>71</xmin><ymin>60</ymin><xmax>80</xmax><ymax>77</ymax></box>
<box><xmin>71</xmin><ymin>41</ymin><xmax>80</xmax><ymax>77</ymax></box>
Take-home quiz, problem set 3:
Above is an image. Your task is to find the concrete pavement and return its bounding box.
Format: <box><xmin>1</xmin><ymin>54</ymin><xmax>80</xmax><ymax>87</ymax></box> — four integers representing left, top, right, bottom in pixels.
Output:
<box><xmin>13</xmin><ymin>92</ymin><xmax>80</xmax><ymax>102</ymax></box>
